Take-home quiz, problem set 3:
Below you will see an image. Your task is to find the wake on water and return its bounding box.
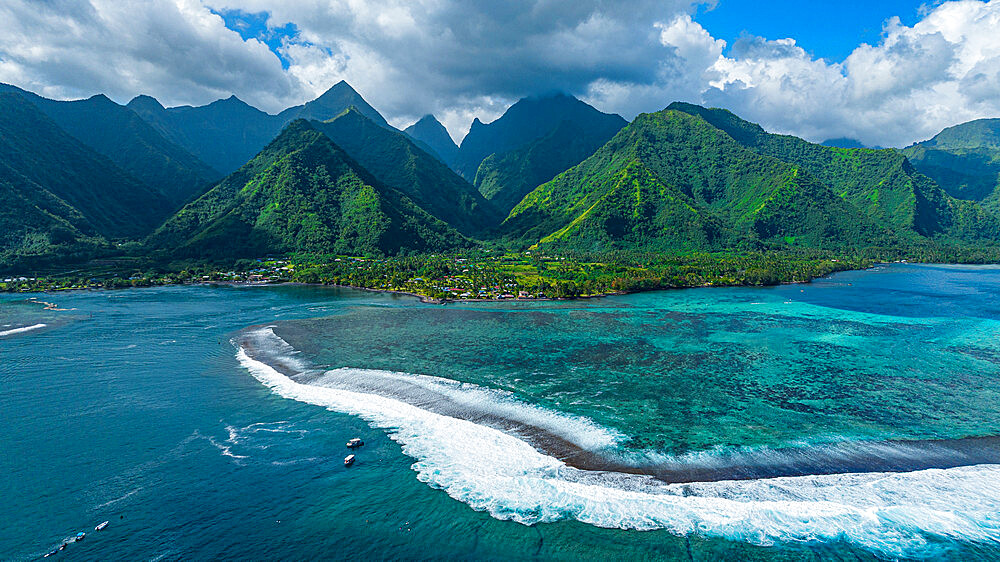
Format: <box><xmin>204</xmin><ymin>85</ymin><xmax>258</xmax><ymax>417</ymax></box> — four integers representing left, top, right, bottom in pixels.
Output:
<box><xmin>236</xmin><ymin>326</ymin><xmax>1000</xmax><ymax>558</ymax></box>
<box><xmin>0</xmin><ymin>323</ymin><xmax>46</xmax><ymax>337</ymax></box>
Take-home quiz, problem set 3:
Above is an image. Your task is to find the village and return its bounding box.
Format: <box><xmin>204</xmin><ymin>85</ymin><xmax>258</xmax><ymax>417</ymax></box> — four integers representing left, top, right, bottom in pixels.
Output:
<box><xmin>0</xmin><ymin>250</ymin><xmax>869</xmax><ymax>298</ymax></box>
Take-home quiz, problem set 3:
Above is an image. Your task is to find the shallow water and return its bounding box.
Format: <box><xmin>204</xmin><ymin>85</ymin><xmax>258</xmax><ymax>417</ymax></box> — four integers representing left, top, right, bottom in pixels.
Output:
<box><xmin>3</xmin><ymin>264</ymin><xmax>1000</xmax><ymax>560</ymax></box>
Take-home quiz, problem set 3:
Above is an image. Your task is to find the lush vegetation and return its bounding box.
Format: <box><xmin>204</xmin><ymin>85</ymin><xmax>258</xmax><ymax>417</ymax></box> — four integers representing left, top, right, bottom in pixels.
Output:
<box><xmin>312</xmin><ymin>108</ymin><xmax>498</xmax><ymax>235</ymax></box>
<box><xmin>476</xmin><ymin>116</ymin><xmax>626</xmax><ymax>215</ymax></box>
<box><xmin>503</xmin><ymin>109</ymin><xmax>885</xmax><ymax>250</ymax></box>
<box><xmin>0</xmin><ymin>250</ymin><xmax>870</xmax><ymax>298</ymax></box>
<box><xmin>503</xmin><ymin>104</ymin><xmax>1000</xmax><ymax>255</ymax></box>
<box><xmin>146</xmin><ymin>120</ymin><xmax>470</xmax><ymax>260</ymax></box>
<box><xmin>3</xmin><ymin>83</ymin><xmax>1000</xmax><ymax>298</ymax></box>
<box><xmin>668</xmin><ymin>102</ymin><xmax>1000</xmax><ymax>242</ymax></box>
<box><xmin>0</xmin><ymin>93</ymin><xmax>175</xmax><ymax>269</ymax></box>
<box><xmin>901</xmin><ymin>118</ymin><xmax>1000</xmax><ymax>212</ymax></box>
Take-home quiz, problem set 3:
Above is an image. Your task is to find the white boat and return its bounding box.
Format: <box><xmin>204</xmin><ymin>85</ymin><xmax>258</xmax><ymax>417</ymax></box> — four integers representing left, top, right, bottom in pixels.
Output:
<box><xmin>346</xmin><ymin>437</ymin><xmax>364</xmax><ymax>448</ymax></box>
<box><xmin>74</xmin><ymin>532</ymin><xmax>86</xmax><ymax>541</ymax></box>
<box><xmin>344</xmin><ymin>454</ymin><xmax>356</xmax><ymax>467</ymax></box>
<box><xmin>95</xmin><ymin>521</ymin><xmax>109</xmax><ymax>531</ymax></box>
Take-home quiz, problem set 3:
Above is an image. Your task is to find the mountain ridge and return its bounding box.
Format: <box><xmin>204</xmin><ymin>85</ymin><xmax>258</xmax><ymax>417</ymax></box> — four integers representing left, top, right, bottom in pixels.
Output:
<box><xmin>148</xmin><ymin>120</ymin><xmax>469</xmax><ymax>260</ymax></box>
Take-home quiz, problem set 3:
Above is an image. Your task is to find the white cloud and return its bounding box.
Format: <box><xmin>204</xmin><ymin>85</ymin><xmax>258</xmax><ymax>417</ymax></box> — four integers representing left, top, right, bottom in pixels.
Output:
<box><xmin>686</xmin><ymin>0</ymin><xmax>1000</xmax><ymax>147</ymax></box>
<box><xmin>1</xmin><ymin>0</ymin><xmax>999</xmax><ymax>147</ymax></box>
<box><xmin>0</xmin><ymin>0</ymin><xmax>301</xmax><ymax>111</ymax></box>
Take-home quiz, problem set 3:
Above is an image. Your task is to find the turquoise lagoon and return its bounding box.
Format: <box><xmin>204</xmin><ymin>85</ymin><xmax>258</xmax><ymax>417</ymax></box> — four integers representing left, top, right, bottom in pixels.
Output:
<box><xmin>3</xmin><ymin>264</ymin><xmax>1000</xmax><ymax>560</ymax></box>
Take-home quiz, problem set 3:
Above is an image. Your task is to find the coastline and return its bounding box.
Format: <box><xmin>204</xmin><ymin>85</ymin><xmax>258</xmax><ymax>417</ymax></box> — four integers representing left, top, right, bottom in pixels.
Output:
<box><xmin>4</xmin><ymin>260</ymin><xmax>967</xmax><ymax>303</ymax></box>
<box><xmin>323</xmin><ymin>283</ymin><xmax>628</xmax><ymax>304</ymax></box>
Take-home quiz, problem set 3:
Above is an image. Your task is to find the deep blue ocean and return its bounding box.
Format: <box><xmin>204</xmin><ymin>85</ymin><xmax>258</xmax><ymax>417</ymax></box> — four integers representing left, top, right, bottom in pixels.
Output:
<box><xmin>3</xmin><ymin>264</ymin><xmax>1000</xmax><ymax>560</ymax></box>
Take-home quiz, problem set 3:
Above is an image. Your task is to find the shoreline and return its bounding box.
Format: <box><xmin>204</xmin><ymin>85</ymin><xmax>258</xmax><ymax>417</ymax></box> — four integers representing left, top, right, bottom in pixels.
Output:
<box><xmin>323</xmin><ymin>283</ymin><xmax>629</xmax><ymax>304</ymax></box>
<box><xmin>2</xmin><ymin>261</ymin><xmax>976</xmax><ymax>303</ymax></box>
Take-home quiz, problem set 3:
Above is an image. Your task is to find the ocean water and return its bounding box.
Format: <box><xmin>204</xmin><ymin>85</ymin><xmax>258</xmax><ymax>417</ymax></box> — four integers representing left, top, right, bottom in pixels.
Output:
<box><xmin>3</xmin><ymin>264</ymin><xmax>1000</xmax><ymax>560</ymax></box>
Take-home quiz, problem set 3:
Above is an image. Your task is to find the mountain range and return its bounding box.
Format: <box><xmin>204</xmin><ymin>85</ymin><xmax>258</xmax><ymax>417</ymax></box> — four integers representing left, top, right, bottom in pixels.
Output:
<box><xmin>2</xmin><ymin>80</ymin><xmax>1000</xmax><ymax>272</ymax></box>
<box><xmin>503</xmin><ymin>103</ymin><xmax>1000</xmax><ymax>251</ymax></box>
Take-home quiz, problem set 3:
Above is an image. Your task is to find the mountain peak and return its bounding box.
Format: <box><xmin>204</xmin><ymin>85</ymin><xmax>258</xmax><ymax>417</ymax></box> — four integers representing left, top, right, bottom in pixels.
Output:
<box><xmin>455</xmin><ymin>93</ymin><xmax>626</xmax><ymax>179</ymax></box>
<box><xmin>281</xmin><ymin>81</ymin><xmax>389</xmax><ymax>128</ymax></box>
<box><xmin>415</xmin><ymin>114</ymin><xmax>440</xmax><ymax>126</ymax></box>
<box><xmin>209</xmin><ymin>94</ymin><xmax>253</xmax><ymax>109</ymax></box>
<box><xmin>327</xmin><ymin>79</ymin><xmax>355</xmax><ymax>93</ymax></box>
<box><xmin>86</xmin><ymin>93</ymin><xmax>113</xmax><ymax>104</ymax></box>
<box><xmin>126</xmin><ymin>94</ymin><xmax>165</xmax><ymax>112</ymax></box>
<box><xmin>665</xmin><ymin>102</ymin><xmax>766</xmax><ymax>145</ymax></box>
<box><xmin>404</xmin><ymin>113</ymin><xmax>459</xmax><ymax>166</ymax></box>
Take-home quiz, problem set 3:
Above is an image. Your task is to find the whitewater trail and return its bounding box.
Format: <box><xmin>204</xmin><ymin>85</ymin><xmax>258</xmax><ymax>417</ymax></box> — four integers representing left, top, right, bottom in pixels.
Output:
<box><xmin>236</xmin><ymin>326</ymin><xmax>1000</xmax><ymax>559</ymax></box>
<box><xmin>0</xmin><ymin>323</ymin><xmax>46</xmax><ymax>337</ymax></box>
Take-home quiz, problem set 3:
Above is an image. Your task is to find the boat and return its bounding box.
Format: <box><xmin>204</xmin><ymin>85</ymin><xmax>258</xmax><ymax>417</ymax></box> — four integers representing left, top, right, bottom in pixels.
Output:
<box><xmin>346</xmin><ymin>437</ymin><xmax>364</xmax><ymax>448</ymax></box>
<box><xmin>95</xmin><ymin>521</ymin><xmax>109</xmax><ymax>531</ymax></box>
<box><xmin>74</xmin><ymin>532</ymin><xmax>86</xmax><ymax>541</ymax></box>
<box><xmin>344</xmin><ymin>454</ymin><xmax>355</xmax><ymax>467</ymax></box>
<box><xmin>44</xmin><ymin>549</ymin><xmax>58</xmax><ymax>558</ymax></box>
<box><xmin>58</xmin><ymin>543</ymin><xmax>66</xmax><ymax>551</ymax></box>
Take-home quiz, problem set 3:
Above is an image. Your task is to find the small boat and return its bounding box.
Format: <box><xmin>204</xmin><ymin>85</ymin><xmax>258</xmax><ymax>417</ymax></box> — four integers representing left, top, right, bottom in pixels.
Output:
<box><xmin>346</xmin><ymin>437</ymin><xmax>364</xmax><ymax>448</ymax></box>
<box><xmin>44</xmin><ymin>549</ymin><xmax>58</xmax><ymax>558</ymax></box>
<box><xmin>95</xmin><ymin>521</ymin><xmax>109</xmax><ymax>531</ymax></box>
<box><xmin>74</xmin><ymin>532</ymin><xmax>86</xmax><ymax>541</ymax></box>
<box><xmin>58</xmin><ymin>543</ymin><xmax>66</xmax><ymax>551</ymax></box>
<box><xmin>344</xmin><ymin>454</ymin><xmax>355</xmax><ymax>467</ymax></box>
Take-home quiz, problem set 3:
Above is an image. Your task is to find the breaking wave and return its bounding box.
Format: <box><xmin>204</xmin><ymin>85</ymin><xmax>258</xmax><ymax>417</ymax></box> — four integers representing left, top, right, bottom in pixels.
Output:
<box><xmin>236</xmin><ymin>326</ymin><xmax>1000</xmax><ymax>558</ymax></box>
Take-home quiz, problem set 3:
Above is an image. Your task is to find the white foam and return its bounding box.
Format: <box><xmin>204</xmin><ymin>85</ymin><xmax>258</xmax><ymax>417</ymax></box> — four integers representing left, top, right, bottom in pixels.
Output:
<box><xmin>0</xmin><ymin>323</ymin><xmax>46</xmax><ymax>337</ymax></box>
<box><xmin>237</xmin><ymin>327</ymin><xmax>1000</xmax><ymax>558</ymax></box>
<box><xmin>321</xmin><ymin>366</ymin><xmax>623</xmax><ymax>452</ymax></box>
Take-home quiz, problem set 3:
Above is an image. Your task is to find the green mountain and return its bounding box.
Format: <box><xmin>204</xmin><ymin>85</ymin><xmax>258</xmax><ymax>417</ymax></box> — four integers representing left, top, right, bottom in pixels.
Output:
<box><xmin>902</xmin><ymin>119</ymin><xmax>1000</xmax><ymax>208</ymax></box>
<box><xmin>404</xmin><ymin>114</ymin><xmax>459</xmax><ymax>166</ymax></box>
<box><xmin>503</xmin><ymin>104</ymin><xmax>1000</xmax><ymax>252</ymax></box>
<box><xmin>0</xmin><ymin>93</ymin><xmax>171</xmax><ymax>268</ymax></box>
<box><xmin>668</xmin><ymin>103</ymin><xmax>1000</xmax><ymax>244</ymax></box>
<box><xmin>278</xmin><ymin>80</ymin><xmax>390</xmax><ymax>128</ymax></box>
<box><xmin>311</xmin><ymin>108</ymin><xmax>498</xmax><ymax>235</ymax></box>
<box><xmin>148</xmin><ymin>120</ymin><xmax>469</xmax><ymax>260</ymax></box>
<box><xmin>128</xmin><ymin>81</ymin><xmax>393</xmax><ymax>175</ymax></box>
<box><xmin>0</xmin><ymin>84</ymin><xmax>218</xmax><ymax>207</ymax></box>
<box><xmin>475</xmin><ymin>116</ymin><xmax>627</xmax><ymax>215</ymax></box>
<box><xmin>454</xmin><ymin>93</ymin><xmax>627</xmax><ymax>181</ymax></box>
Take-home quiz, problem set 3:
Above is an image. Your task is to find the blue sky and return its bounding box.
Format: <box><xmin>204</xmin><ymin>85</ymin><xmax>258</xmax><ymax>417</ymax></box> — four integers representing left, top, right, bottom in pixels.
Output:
<box><xmin>214</xmin><ymin>9</ymin><xmax>296</xmax><ymax>69</ymax></box>
<box><xmin>695</xmin><ymin>0</ymin><xmax>931</xmax><ymax>61</ymax></box>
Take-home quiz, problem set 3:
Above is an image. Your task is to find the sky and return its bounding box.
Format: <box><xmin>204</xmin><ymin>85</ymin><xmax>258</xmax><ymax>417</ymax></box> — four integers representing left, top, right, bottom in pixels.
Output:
<box><xmin>0</xmin><ymin>0</ymin><xmax>998</xmax><ymax>148</ymax></box>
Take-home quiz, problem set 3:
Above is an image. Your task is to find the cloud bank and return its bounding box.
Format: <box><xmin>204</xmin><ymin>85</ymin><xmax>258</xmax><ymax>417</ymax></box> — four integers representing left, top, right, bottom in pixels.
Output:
<box><xmin>1</xmin><ymin>0</ymin><xmax>999</xmax><ymax>146</ymax></box>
